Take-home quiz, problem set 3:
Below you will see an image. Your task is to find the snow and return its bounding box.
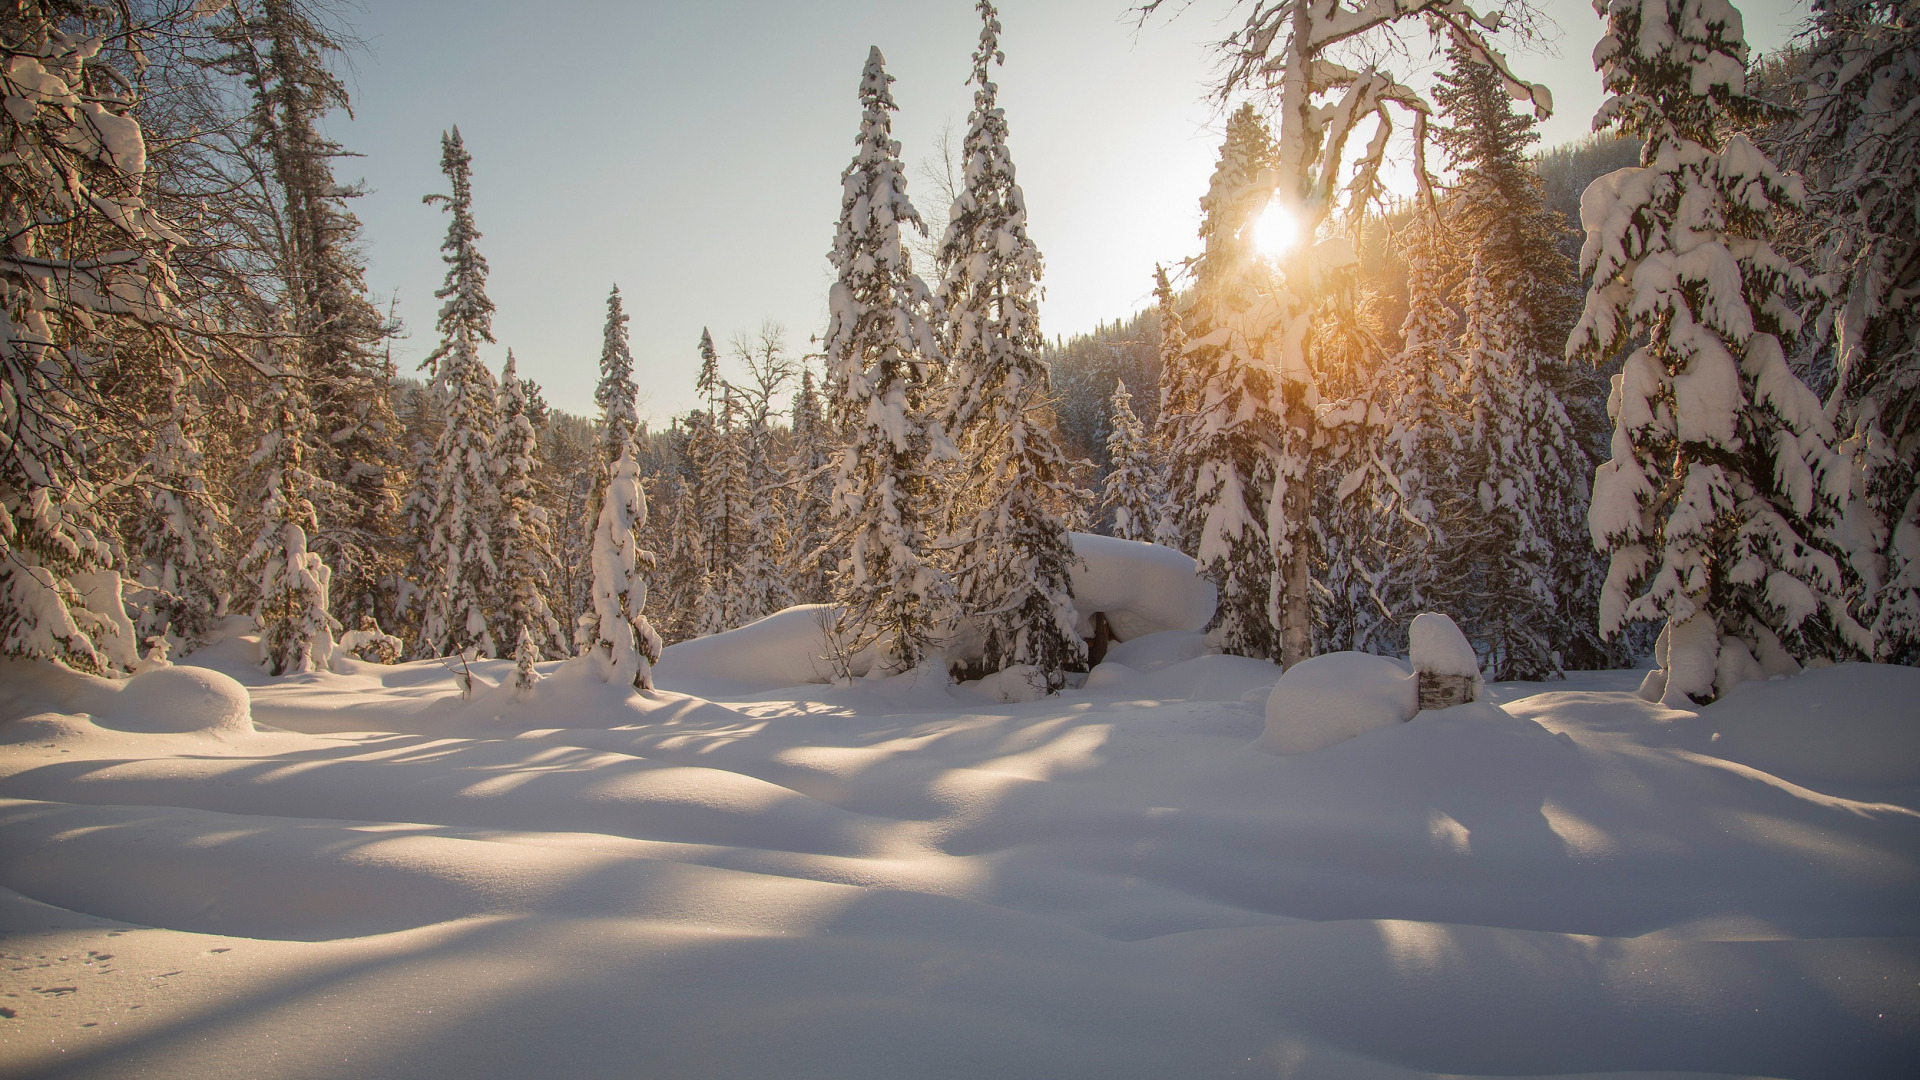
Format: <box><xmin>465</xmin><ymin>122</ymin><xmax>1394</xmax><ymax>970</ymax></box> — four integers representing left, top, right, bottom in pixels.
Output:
<box><xmin>1067</xmin><ymin>532</ymin><xmax>1216</xmax><ymax>641</ymax></box>
<box><xmin>2</xmin><ymin>644</ymin><xmax>1917</xmax><ymax>1077</ymax></box>
<box><xmin>1261</xmin><ymin>651</ymin><xmax>1416</xmax><ymax>754</ymax></box>
<box><xmin>1408</xmin><ymin>611</ymin><xmax>1481</xmax><ymax>678</ymax></box>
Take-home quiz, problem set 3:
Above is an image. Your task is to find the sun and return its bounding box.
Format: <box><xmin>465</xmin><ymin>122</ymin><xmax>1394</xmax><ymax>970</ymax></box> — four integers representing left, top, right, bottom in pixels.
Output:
<box><xmin>1251</xmin><ymin>200</ymin><xmax>1300</xmax><ymax>259</ymax></box>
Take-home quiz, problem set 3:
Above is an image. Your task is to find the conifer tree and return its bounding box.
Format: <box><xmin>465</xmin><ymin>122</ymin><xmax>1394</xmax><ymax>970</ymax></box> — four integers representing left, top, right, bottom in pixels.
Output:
<box><xmin>1571</xmin><ymin>0</ymin><xmax>1867</xmax><ymax>702</ymax></box>
<box><xmin>938</xmin><ymin>4</ymin><xmax>1084</xmax><ymax>687</ymax></box>
<box><xmin>493</xmin><ymin>352</ymin><xmax>563</xmax><ymax>659</ymax></box>
<box><xmin>580</xmin><ymin>285</ymin><xmax>662</xmax><ymax>689</ymax></box>
<box><xmin>128</xmin><ymin>375</ymin><xmax>227</xmax><ymax>653</ymax></box>
<box><xmin>786</xmin><ymin>367</ymin><xmax>837</xmax><ymax>603</ymax></box>
<box><xmin>1435</xmin><ymin>41</ymin><xmax>1597</xmax><ymax>680</ymax></box>
<box><xmin>1180</xmin><ymin>105</ymin><xmax>1292</xmax><ymax>661</ymax></box>
<box><xmin>2</xmin><ymin>3</ymin><xmax>168</xmax><ymax>673</ymax></box>
<box><xmin>1143</xmin><ymin>0</ymin><xmax>1554</xmax><ymax>666</ymax></box>
<box><xmin>824</xmin><ymin>47</ymin><xmax>954</xmax><ymax>675</ymax></box>
<box><xmin>211</xmin><ymin>0</ymin><xmax>401</xmax><ymax>627</ymax></box>
<box><xmin>1101</xmin><ymin>381</ymin><xmax>1163</xmax><ymax>543</ymax></box>
<box><xmin>239</xmin><ymin>350</ymin><xmax>338</xmax><ymax>676</ymax></box>
<box><xmin>419</xmin><ymin>127</ymin><xmax>503</xmax><ymax>659</ymax></box>
<box><xmin>1772</xmin><ymin>0</ymin><xmax>1920</xmax><ymax>663</ymax></box>
<box><xmin>1151</xmin><ymin>265</ymin><xmax>1199</xmax><ymax>553</ymax></box>
<box><xmin>1374</xmin><ymin>201</ymin><xmax>1464</xmax><ymax>632</ymax></box>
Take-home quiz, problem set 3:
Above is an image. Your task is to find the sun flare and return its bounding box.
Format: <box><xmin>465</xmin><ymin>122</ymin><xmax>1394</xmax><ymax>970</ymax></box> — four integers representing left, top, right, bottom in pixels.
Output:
<box><xmin>1252</xmin><ymin>201</ymin><xmax>1300</xmax><ymax>260</ymax></box>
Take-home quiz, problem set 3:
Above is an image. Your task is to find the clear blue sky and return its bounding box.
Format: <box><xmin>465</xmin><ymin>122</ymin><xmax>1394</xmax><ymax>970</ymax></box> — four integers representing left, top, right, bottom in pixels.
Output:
<box><xmin>332</xmin><ymin>0</ymin><xmax>1809</xmax><ymax>423</ymax></box>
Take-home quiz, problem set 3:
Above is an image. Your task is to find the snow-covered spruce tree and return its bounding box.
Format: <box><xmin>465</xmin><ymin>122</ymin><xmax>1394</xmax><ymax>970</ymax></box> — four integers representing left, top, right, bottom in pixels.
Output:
<box><xmin>1144</xmin><ymin>0</ymin><xmax>1554</xmax><ymax>667</ymax></box>
<box><xmin>1771</xmin><ymin>0</ymin><xmax>1920</xmax><ymax>664</ymax></box>
<box><xmin>1101</xmin><ymin>381</ymin><xmax>1164</xmax><ymax>542</ymax></box>
<box><xmin>1</xmin><ymin>3</ymin><xmax>176</xmax><ymax>673</ymax></box>
<box><xmin>937</xmin><ymin>4</ymin><xmax>1084</xmax><ymax>688</ymax></box>
<box><xmin>1180</xmin><ymin>104</ymin><xmax>1290</xmax><ymax>661</ymax></box>
<box><xmin>238</xmin><ymin>348</ymin><xmax>339</xmax><ymax>676</ymax></box>
<box><xmin>127</xmin><ymin>375</ymin><xmax>227</xmax><ymax>653</ymax></box>
<box><xmin>1151</xmin><ymin>264</ymin><xmax>1201</xmax><ymax>553</ymax></box>
<box><xmin>1308</xmin><ymin>285</ymin><xmax>1397</xmax><ymax>656</ymax></box>
<box><xmin>1570</xmin><ymin>0</ymin><xmax>1867</xmax><ymax>703</ymax></box>
<box><xmin>211</xmin><ymin>0</ymin><xmax>402</xmax><ymax>627</ymax></box>
<box><xmin>1434</xmin><ymin>40</ymin><xmax>1599</xmax><ymax>680</ymax></box>
<box><xmin>824</xmin><ymin>47</ymin><xmax>955</xmax><ymax>676</ymax></box>
<box><xmin>1372</xmin><ymin>199</ymin><xmax>1465</xmax><ymax>633</ymax></box>
<box><xmin>492</xmin><ymin>351</ymin><xmax>564</xmax><ymax>659</ymax></box>
<box><xmin>419</xmin><ymin>127</ymin><xmax>503</xmax><ymax>660</ymax></box>
<box><xmin>579</xmin><ymin>285</ymin><xmax>662</xmax><ymax>689</ymax></box>
<box><xmin>786</xmin><ymin>366</ymin><xmax>838</xmax><ymax>604</ymax></box>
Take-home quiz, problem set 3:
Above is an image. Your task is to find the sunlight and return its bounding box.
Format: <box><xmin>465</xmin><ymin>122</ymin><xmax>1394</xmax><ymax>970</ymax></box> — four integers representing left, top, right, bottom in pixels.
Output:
<box><xmin>1251</xmin><ymin>200</ymin><xmax>1300</xmax><ymax>260</ymax></box>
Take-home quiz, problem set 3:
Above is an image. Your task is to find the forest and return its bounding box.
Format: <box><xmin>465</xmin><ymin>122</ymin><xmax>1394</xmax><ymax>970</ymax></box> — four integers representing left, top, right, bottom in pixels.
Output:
<box><xmin>3</xmin><ymin>0</ymin><xmax>1915</xmax><ymax>705</ymax></box>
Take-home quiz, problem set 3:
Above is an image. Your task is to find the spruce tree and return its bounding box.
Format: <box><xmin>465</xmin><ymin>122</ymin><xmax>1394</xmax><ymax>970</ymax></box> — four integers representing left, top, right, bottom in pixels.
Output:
<box><xmin>580</xmin><ymin>285</ymin><xmax>662</xmax><ymax>689</ymax></box>
<box><xmin>1772</xmin><ymin>0</ymin><xmax>1920</xmax><ymax>663</ymax></box>
<box><xmin>493</xmin><ymin>351</ymin><xmax>563</xmax><ymax>659</ymax></box>
<box><xmin>824</xmin><ymin>47</ymin><xmax>954</xmax><ymax>675</ymax></box>
<box><xmin>1100</xmin><ymin>381</ymin><xmax>1164</xmax><ymax>543</ymax></box>
<box><xmin>937</xmin><ymin>3</ymin><xmax>1084</xmax><ymax>688</ymax></box>
<box><xmin>128</xmin><ymin>375</ymin><xmax>227</xmax><ymax>653</ymax></box>
<box><xmin>211</xmin><ymin>0</ymin><xmax>401</xmax><ymax>628</ymax></box>
<box><xmin>1571</xmin><ymin>0</ymin><xmax>1868</xmax><ymax>702</ymax></box>
<box><xmin>1181</xmin><ymin>105</ymin><xmax>1292</xmax><ymax>661</ymax></box>
<box><xmin>419</xmin><ymin>127</ymin><xmax>503</xmax><ymax>659</ymax></box>
<box><xmin>239</xmin><ymin>348</ymin><xmax>339</xmax><ymax>676</ymax></box>
<box><xmin>1434</xmin><ymin>42</ymin><xmax>1598</xmax><ymax>680</ymax></box>
<box><xmin>1151</xmin><ymin>265</ymin><xmax>1200</xmax><ymax>553</ymax></box>
<box><xmin>1374</xmin><ymin>201</ymin><xmax>1465</xmax><ymax>634</ymax></box>
<box><xmin>786</xmin><ymin>367</ymin><xmax>837</xmax><ymax>604</ymax></box>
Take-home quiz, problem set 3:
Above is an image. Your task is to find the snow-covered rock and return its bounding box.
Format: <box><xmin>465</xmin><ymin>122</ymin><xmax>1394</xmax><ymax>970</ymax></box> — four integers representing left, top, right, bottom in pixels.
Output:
<box><xmin>1260</xmin><ymin>651</ymin><xmax>1417</xmax><ymax>754</ymax></box>
<box><xmin>1068</xmin><ymin>533</ymin><xmax>1216</xmax><ymax>642</ymax></box>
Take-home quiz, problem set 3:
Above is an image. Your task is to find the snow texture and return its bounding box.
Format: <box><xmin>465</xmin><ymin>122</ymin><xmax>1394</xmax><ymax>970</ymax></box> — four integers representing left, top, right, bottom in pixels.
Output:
<box><xmin>1409</xmin><ymin>612</ymin><xmax>1482</xmax><ymax>678</ymax></box>
<box><xmin>4</xmin><ymin>645</ymin><xmax>1914</xmax><ymax>1078</ymax></box>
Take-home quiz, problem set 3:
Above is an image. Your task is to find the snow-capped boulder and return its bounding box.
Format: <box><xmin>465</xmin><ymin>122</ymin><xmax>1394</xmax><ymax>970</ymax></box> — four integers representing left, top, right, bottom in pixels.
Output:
<box><xmin>661</xmin><ymin>604</ymin><xmax>876</xmax><ymax>690</ymax></box>
<box><xmin>1068</xmin><ymin>533</ymin><xmax>1216</xmax><ymax>642</ymax></box>
<box><xmin>1261</xmin><ymin>652</ymin><xmax>1417</xmax><ymax>755</ymax></box>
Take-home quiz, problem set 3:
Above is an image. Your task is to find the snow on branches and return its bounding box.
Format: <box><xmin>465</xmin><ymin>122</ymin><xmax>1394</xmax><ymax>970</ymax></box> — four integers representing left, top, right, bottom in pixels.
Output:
<box><xmin>1570</xmin><ymin>0</ymin><xmax>1868</xmax><ymax>702</ymax></box>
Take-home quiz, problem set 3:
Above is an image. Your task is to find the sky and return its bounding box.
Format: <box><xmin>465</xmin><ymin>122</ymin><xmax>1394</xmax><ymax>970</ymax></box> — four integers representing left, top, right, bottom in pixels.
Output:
<box><xmin>332</xmin><ymin>0</ymin><xmax>1811</xmax><ymax>423</ymax></box>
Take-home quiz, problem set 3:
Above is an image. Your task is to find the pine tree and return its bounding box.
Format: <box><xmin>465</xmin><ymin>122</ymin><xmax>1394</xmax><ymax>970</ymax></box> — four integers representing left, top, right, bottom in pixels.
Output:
<box><xmin>1434</xmin><ymin>42</ymin><xmax>1598</xmax><ymax>680</ymax></box>
<box><xmin>1100</xmin><ymin>381</ymin><xmax>1163</xmax><ymax>542</ymax></box>
<box><xmin>493</xmin><ymin>351</ymin><xmax>563</xmax><ymax>659</ymax></box>
<box><xmin>823</xmin><ymin>47</ymin><xmax>954</xmax><ymax>675</ymax></box>
<box><xmin>1</xmin><ymin>3</ymin><xmax>168</xmax><ymax>673</ymax></box>
<box><xmin>239</xmin><ymin>348</ymin><xmax>339</xmax><ymax>676</ymax></box>
<box><xmin>580</xmin><ymin>285</ymin><xmax>662</xmax><ymax>689</ymax></box>
<box><xmin>1772</xmin><ymin>0</ymin><xmax>1920</xmax><ymax>663</ymax></box>
<box><xmin>1308</xmin><ymin>286</ymin><xmax>1396</xmax><ymax>656</ymax></box>
<box><xmin>1570</xmin><ymin>0</ymin><xmax>1868</xmax><ymax>703</ymax></box>
<box><xmin>127</xmin><ymin>374</ymin><xmax>227</xmax><ymax>653</ymax></box>
<box><xmin>938</xmin><ymin>4</ymin><xmax>1084</xmax><ymax>688</ymax></box>
<box><xmin>419</xmin><ymin>127</ymin><xmax>502</xmax><ymax>659</ymax></box>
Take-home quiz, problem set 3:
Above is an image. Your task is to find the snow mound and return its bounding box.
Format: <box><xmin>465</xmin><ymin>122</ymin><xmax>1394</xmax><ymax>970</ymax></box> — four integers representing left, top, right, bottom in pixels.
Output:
<box><xmin>97</xmin><ymin>665</ymin><xmax>254</xmax><ymax>735</ymax></box>
<box><xmin>1690</xmin><ymin>663</ymin><xmax>1920</xmax><ymax>787</ymax></box>
<box><xmin>659</xmin><ymin>604</ymin><xmax>863</xmax><ymax>690</ymax></box>
<box><xmin>1069</xmin><ymin>533</ymin><xmax>1215</xmax><ymax>642</ymax></box>
<box><xmin>1261</xmin><ymin>651</ymin><xmax>1416</xmax><ymax>754</ymax></box>
<box><xmin>1103</xmin><ymin>630</ymin><xmax>1211</xmax><ymax>672</ymax></box>
<box><xmin>963</xmin><ymin>664</ymin><xmax>1051</xmax><ymax>703</ymax></box>
<box><xmin>1082</xmin><ymin>662</ymin><xmax>1140</xmax><ymax>689</ymax></box>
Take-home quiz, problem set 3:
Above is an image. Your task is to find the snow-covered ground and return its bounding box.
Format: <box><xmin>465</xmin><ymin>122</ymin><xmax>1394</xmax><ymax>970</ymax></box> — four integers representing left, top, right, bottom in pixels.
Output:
<box><xmin>2</xmin><ymin>632</ymin><xmax>1916</xmax><ymax>1078</ymax></box>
